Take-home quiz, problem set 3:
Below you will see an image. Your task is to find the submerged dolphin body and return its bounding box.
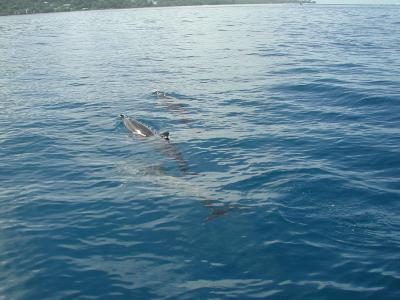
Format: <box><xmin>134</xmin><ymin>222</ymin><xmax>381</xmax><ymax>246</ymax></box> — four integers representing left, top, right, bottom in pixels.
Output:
<box><xmin>120</xmin><ymin>113</ymin><xmax>238</xmax><ymax>221</ymax></box>
<box><xmin>120</xmin><ymin>114</ymin><xmax>169</xmax><ymax>140</ymax></box>
<box><xmin>151</xmin><ymin>90</ymin><xmax>192</xmax><ymax>124</ymax></box>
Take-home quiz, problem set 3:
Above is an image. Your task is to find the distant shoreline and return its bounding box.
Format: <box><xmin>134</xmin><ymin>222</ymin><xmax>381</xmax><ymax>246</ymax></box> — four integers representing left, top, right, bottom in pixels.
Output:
<box><xmin>0</xmin><ymin>0</ymin><xmax>316</xmax><ymax>17</ymax></box>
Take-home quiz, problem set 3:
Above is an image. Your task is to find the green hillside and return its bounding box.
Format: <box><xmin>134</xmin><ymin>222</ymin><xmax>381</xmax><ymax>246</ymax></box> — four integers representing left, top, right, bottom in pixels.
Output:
<box><xmin>0</xmin><ymin>0</ymin><xmax>315</xmax><ymax>16</ymax></box>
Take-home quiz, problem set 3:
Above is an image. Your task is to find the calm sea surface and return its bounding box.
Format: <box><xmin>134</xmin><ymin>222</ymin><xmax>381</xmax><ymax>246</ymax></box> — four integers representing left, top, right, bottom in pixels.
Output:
<box><xmin>1</xmin><ymin>4</ymin><xmax>400</xmax><ymax>299</ymax></box>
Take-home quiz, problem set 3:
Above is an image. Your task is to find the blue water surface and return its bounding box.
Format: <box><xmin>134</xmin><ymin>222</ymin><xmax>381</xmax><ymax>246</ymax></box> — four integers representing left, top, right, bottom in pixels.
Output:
<box><xmin>1</xmin><ymin>4</ymin><xmax>400</xmax><ymax>299</ymax></box>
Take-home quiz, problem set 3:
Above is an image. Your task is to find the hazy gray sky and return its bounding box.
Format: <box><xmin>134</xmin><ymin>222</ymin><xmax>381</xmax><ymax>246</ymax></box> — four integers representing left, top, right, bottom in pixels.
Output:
<box><xmin>317</xmin><ymin>0</ymin><xmax>399</xmax><ymax>3</ymax></box>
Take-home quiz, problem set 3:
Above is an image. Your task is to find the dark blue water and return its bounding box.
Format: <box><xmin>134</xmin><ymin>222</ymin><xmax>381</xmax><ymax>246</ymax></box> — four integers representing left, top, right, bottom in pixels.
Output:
<box><xmin>1</xmin><ymin>4</ymin><xmax>400</xmax><ymax>299</ymax></box>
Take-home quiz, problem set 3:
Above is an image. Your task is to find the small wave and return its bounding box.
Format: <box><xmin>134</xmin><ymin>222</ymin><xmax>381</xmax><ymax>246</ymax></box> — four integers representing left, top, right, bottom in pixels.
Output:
<box><xmin>356</xmin><ymin>95</ymin><xmax>399</xmax><ymax>107</ymax></box>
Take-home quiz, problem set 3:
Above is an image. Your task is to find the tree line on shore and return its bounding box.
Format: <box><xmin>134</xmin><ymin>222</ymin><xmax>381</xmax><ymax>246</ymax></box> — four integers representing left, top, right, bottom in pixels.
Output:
<box><xmin>0</xmin><ymin>0</ymin><xmax>315</xmax><ymax>16</ymax></box>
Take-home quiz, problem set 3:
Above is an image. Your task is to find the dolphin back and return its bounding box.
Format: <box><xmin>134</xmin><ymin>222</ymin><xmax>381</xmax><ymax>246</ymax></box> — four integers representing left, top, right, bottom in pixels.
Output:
<box><xmin>120</xmin><ymin>114</ymin><xmax>154</xmax><ymax>137</ymax></box>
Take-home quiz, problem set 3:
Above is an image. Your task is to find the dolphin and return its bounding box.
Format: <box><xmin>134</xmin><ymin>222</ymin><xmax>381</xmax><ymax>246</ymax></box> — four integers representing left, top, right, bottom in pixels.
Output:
<box><xmin>152</xmin><ymin>90</ymin><xmax>169</xmax><ymax>98</ymax></box>
<box><xmin>120</xmin><ymin>114</ymin><xmax>169</xmax><ymax>140</ymax></box>
<box><xmin>151</xmin><ymin>90</ymin><xmax>192</xmax><ymax>124</ymax></box>
<box><xmin>120</xmin><ymin>114</ymin><xmax>189</xmax><ymax>174</ymax></box>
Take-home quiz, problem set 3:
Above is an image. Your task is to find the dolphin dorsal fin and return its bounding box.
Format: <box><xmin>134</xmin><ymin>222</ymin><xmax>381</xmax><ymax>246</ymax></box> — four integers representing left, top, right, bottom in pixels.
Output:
<box><xmin>160</xmin><ymin>131</ymin><xmax>170</xmax><ymax>140</ymax></box>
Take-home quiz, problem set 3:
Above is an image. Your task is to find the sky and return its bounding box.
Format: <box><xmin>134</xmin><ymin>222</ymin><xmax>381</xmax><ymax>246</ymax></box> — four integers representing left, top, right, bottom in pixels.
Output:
<box><xmin>317</xmin><ymin>0</ymin><xmax>399</xmax><ymax>3</ymax></box>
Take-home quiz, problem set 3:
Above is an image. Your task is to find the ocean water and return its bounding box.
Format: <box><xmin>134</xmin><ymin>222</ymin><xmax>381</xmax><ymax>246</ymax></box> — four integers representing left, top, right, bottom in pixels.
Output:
<box><xmin>1</xmin><ymin>4</ymin><xmax>400</xmax><ymax>299</ymax></box>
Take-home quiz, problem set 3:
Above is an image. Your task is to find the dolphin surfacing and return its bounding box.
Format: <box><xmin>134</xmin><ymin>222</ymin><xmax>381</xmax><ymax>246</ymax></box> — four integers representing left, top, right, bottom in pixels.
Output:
<box><xmin>120</xmin><ymin>114</ymin><xmax>169</xmax><ymax>140</ymax></box>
